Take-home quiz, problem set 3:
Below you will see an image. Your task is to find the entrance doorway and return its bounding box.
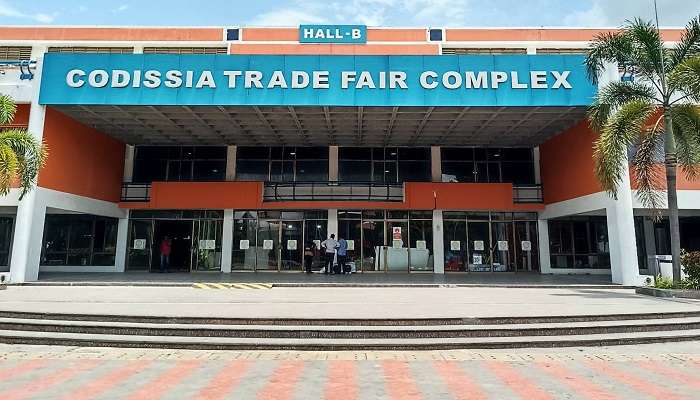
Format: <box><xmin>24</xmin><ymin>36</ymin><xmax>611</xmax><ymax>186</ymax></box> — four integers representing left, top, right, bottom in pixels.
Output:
<box><xmin>152</xmin><ymin>220</ymin><xmax>192</xmax><ymax>272</ymax></box>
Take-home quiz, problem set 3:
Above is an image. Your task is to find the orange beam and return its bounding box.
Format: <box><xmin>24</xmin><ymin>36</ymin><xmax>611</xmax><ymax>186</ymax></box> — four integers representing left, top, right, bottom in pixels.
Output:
<box><xmin>0</xmin><ymin>27</ymin><xmax>222</xmax><ymax>41</ymax></box>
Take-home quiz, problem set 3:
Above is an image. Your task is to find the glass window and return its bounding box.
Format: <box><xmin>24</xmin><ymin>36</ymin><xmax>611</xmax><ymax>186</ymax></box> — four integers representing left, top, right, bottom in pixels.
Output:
<box><xmin>409</xmin><ymin>219</ymin><xmax>433</xmax><ymax>271</ymax></box>
<box><xmin>0</xmin><ymin>217</ymin><xmax>13</xmax><ymax>270</ymax></box>
<box><xmin>193</xmin><ymin>160</ymin><xmax>226</xmax><ymax>181</ymax></box>
<box><xmin>133</xmin><ymin>146</ymin><xmax>226</xmax><ymax>183</ymax></box>
<box><xmin>548</xmin><ymin>217</ymin><xmax>610</xmax><ymax>269</ymax></box>
<box><xmin>236</xmin><ymin>146</ymin><xmax>328</xmax><ymax>182</ymax></box>
<box><xmin>442</xmin><ymin>147</ymin><xmax>535</xmax><ymax>184</ymax></box>
<box><xmin>41</xmin><ymin>215</ymin><xmax>118</xmax><ymax>267</ymax></box>
<box><xmin>236</xmin><ymin>160</ymin><xmax>269</xmax><ymax>181</ymax></box>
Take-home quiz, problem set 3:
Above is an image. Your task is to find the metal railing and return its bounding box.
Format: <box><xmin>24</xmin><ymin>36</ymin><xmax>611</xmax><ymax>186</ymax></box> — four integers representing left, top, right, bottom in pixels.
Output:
<box><xmin>513</xmin><ymin>184</ymin><xmax>544</xmax><ymax>203</ymax></box>
<box><xmin>121</xmin><ymin>183</ymin><xmax>152</xmax><ymax>202</ymax></box>
<box><xmin>264</xmin><ymin>181</ymin><xmax>404</xmax><ymax>202</ymax></box>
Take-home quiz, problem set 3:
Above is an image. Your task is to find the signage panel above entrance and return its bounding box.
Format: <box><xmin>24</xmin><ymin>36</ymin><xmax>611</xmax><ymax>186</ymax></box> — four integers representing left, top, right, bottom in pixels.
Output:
<box><xmin>299</xmin><ymin>24</ymin><xmax>367</xmax><ymax>43</ymax></box>
<box><xmin>38</xmin><ymin>54</ymin><xmax>597</xmax><ymax>107</ymax></box>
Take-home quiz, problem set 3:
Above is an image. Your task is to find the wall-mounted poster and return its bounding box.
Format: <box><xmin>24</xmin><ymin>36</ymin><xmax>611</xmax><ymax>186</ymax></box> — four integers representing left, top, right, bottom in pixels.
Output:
<box><xmin>497</xmin><ymin>241</ymin><xmax>509</xmax><ymax>251</ymax></box>
<box><xmin>239</xmin><ymin>239</ymin><xmax>250</xmax><ymax>250</ymax></box>
<box><xmin>521</xmin><ymin>241</ymin><xmax>532</xmax><ymax>251</ymax></box>
<box><xmin>416</xmin><ymin>240</ymin><xmax>427</xmax><ymax>250</ymax></box>
<box><xmin>473</xmin><ymin>254</ymin><xmax>483</xmax><ymax>264</ymax></box>
<box><xmin>287</xmin><ymin>240</ymin><xmax>297</xmax><ymax>250</ymax></box>
<box><xmin>346</xmin><ymin>240</ymin><xmax>355</xmax><ymax>250</ymax></box>
<box><xmin>199</xmin><ymin>239</ymin><xmax>216</xmax><ymax>250</ymax></box>
<box><xmin>263</xmin><ymin>240</ymin><xmax>274</xmax><ymax>250</ymax></box>
<box><xmin>450</xmin><ymin>241</ymin><xmax>461</xmax><ymax>251</ymax></box>
<box><xmin>133</xmin><ymin>239</ymin><xmax>146</xmax><ymax>250</ymax></box>
<box><xmin>474</xmin><ymin>240</ymin><xmax>484</xmax><ymax>251</ymax></box>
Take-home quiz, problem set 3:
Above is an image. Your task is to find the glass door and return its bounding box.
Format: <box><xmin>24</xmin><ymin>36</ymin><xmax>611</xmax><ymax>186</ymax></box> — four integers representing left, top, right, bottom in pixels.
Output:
<box><xmin>232</xmin><ymin>218</ymin><xmax>257</xmax><ymax>271</ymax></box>
<box><xmin>338</xmin><ymin>219</ymin><xmax>361</xmax><ymax>273</ymax></box>
<box><xmin>361</xmin><ymin>220</ymin><xmax>385</xmax><ymax>272</ymax></box>
<box><xmin>492</xmin><ymin>222</ymin><xmax>515</xmax><ymax>272</ymax></box>
<box><xmin>515</xmin><ymin>221</ymin><xmax>539</xmax><ymax>271</ymax></box>
<box><xmin>256</xmin><ymin>220</ymin><xmax>280</xmax><ymax>270</ymax></box>
<box><xmin>281</xmin><ymin>220</ymin><xmax>303</xmax><ymax>271</ymax></box>
<box><xmin>467</xmin><ymin>221</ymin><xmax>491</xmax><ymax>272</ymax></box>
<box><xmin>386</xmin><ymin>221</ymin><xmax>408</xmax><ymax>272</ymax></box>
<box><xmin>127</xmin><ymin>220</ymin><xmax>153</xmax><ymax>271</ymax></box>
<box><xmin>444</xmin><ymin>220</ymin><xmax>467</xmax><ymax>272</ymax></box>
<box><xmin>193</xmin><ymin>219</ymin><xmax>223</xmax><ymax>271</ymax></box>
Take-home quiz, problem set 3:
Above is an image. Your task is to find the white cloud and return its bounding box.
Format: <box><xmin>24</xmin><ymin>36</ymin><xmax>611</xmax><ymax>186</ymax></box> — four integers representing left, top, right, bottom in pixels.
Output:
<box><xmin>113</xmin><ymin>4</ymin><xmax>129</xmax><ymax>13</ymax></box>
<box><xmin>0</xmin><ymin>1</ymin><xmax>56</xmax><ymax>23</ymax></box>
<box><xmin>565</xmin><ymin>0</ymin><xmax>700</xmax><ymax>27</ymax></box>
<box><xmin>249</xmin><ymin>0</ymin><xmax>471</xmax><ymax>27</ymax></box>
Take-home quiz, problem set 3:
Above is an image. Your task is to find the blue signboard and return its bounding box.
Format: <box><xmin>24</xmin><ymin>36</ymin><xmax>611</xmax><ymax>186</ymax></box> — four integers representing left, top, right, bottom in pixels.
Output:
<box><xmin>299</xmin><ymin>24</ymin><xmax>367</xmax><ymax>43</ymax></box>
<box><xmin>38</xmin><ymin>53</ymin><xmax>597</xmax><ymax>107</ymax></box>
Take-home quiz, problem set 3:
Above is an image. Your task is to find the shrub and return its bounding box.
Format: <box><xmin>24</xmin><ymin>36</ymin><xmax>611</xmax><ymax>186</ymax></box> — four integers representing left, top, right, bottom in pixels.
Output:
<box><xmin>654</xmin><ymin>275</ymin><xmax>674</xmax><ymax>289</ymax></box>
<box><xmin>681</xmin><ymin>251</ymin><xmax>700</xmax><ymax>290</ymax></box>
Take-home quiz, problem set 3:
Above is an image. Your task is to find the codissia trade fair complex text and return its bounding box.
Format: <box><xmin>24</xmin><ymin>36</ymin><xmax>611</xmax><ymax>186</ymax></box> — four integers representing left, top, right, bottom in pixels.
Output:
<box><xmin>0</xmin><ymin>24</ymin><xmax>698</xmax><ymax>284</ymax></box>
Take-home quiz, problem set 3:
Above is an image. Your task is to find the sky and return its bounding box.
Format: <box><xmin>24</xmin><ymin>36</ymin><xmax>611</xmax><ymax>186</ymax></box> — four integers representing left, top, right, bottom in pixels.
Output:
<box><xmin>0</xmin><ymin>0</ymin><xmax>698</xmax><ymax>28</ymax></box>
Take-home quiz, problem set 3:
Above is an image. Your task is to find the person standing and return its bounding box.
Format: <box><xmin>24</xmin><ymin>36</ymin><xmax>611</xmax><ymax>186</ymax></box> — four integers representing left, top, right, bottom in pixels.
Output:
<box><xmin>159</xmin><ymin>236</ymin><xmax>172</xmax><ymax>273</ymax></box>
<box><xmin>320</xmin><ymin>234</ymin><xmax>338</xmax><ymax>274</ymax></box>
<box><xmin>304</xmin><ymin>241</ymin><xmax>316</xmax><ymax>274</ymax></box>
<box><xmin>337</xmin><ymin>237</ymin><xmax>348</xmax><ymax>274</ymax></box>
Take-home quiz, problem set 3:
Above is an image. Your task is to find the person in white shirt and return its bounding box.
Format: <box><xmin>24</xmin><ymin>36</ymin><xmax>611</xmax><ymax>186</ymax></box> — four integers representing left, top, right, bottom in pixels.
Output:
<box><xmin>320</xmin><ymin>234</ymin><xmax>339</xmax><ymax>274</ymax></box>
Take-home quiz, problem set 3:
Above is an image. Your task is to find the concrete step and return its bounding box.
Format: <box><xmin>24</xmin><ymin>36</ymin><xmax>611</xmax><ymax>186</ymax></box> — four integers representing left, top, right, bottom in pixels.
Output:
<box><xmin>1</xmin><ymin>317</ymin><xmax>700</xmax><ymax>339</ymax></box>
<box><xmin>1</xmin><ymin>328</ymin><xmax>699</xmax><ymax>350</ymax></box>
<box><xmin>2</xmin><ymin>309</ymin><xmax>700</xmax><ymax>326</ymax></box>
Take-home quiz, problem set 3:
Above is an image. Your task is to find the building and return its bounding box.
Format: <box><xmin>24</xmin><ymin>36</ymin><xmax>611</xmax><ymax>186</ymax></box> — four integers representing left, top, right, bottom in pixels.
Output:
<box><xmin>0</xmin><ymin>25</ymin><xmax>698</xmax><ymax>284</ymax></box>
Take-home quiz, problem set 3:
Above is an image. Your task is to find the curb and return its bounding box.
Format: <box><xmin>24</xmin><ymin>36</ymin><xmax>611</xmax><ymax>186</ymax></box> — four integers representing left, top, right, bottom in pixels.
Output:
<box><xmin>636</xmin><ymin>286</ymin><xmax>700</xmax><ymax>299</ymax></box>
<box><xmin>12</xmin><ymin>282</ymin><xmax>634</xmax><ymax>289</ymax></box>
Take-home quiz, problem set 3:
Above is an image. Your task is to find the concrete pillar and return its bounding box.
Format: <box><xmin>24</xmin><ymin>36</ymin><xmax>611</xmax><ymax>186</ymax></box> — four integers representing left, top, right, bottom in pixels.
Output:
<box><xmin>226</xmin><ymin>145</ymin><xmax>236</xmax><ymax>180</ymax></box>
<box><xmin>329</xmin><ymin>146</ymin><xmax>338</xmax><ymax>181</ymax></box>
<box><xmin>432</xmin><ymin>210</ymin><xmax>445</xmax><ymax>273</ymax></box>
<box><xmin>132</xmin><ymin>45</ymin><xmax>144</xmax><ymax>54</ymax></box>
<box><xmin>537</xmin><ymin>218</ymin><xmax>552</xmax><ymax>273</ymax></box>
<box><xmin>607</xmin><ymin>175</ymin><xmax>640</xmax><ymax>285</ymax></box>
<box><xmin>123</xmin><ymin>145</ymin><xmax>134</xmax><ymax>182</ymax></box>
<box><xmin>431</xmin><ymin>146</ymin><xmax>442</xmax><ymax>182</ymax></box>
<box><xmin>9</xmin><ymin>57</ymin><xmax>46</xmax><ymax>283</ymax></box>
<box><xmin>221</xmin><ymin>209</ymin><xmax>234</xmax><ymax>273</ymax></box>
<box><xmin>115</xmin><ymin>212</ymin><xmax>129</xmax><ymax>272</ymax></box>
<box><xmin>526</xmin><ymin>47</ymin><xmax>537</xmax><ymax>55</ymax></box>
<box><xmin>533</xmin><ymin>146</ymin><xmax>541</xmax><ymax>185</ymax></box>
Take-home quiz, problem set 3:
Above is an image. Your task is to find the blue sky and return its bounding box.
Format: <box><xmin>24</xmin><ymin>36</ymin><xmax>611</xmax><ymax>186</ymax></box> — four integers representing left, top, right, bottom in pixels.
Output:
<box><xmin>0</xmin><ymin>0</ymin><xmax>698</xmax><ymax>27</ymax></box>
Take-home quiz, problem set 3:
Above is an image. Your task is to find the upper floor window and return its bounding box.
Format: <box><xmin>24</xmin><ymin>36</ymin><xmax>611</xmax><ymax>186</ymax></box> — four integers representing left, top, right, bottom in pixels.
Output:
<box><xmin>339</xmin><ymin>147</ymin><xmax>431</xmax><ymax>183</ymax></box>
<box><xmin>441</xmin><ymin>147</ymin><xmax>535</xmax><ymax>184</ymax></box>
<box><xmin>236</xmin><ymin>146</ymin><xmax>328</xmax><ymax>182</ymax></box>
<box><xmin>132</xmin><ymin>146</ymin><xmax>226</xmax><ymax>183</ymax></box>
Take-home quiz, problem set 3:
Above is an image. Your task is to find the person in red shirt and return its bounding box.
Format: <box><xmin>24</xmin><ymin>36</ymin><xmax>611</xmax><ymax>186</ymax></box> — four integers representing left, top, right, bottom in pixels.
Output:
<box><xmin>159</xmin><ymin>236</ymin><xmax>172</xmax><ymax>273</ymax></box>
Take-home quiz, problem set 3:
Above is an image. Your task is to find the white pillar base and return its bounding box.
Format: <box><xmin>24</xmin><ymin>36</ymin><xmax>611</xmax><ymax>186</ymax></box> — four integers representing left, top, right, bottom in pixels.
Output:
<box><xmin>221</xmin><ymin>209</ymin><xmax>234</xmax><ymax>273</ymax></box>
<box><xmin>537</xmin><ymin>218</ymin><xmax>552</xmax><ymax>273</ymax></box>
<box><xmin>432</xmin><ymin>210</ymin><xmax>445</xmax><ymax>273</ymax></box>
<box><xmin>9</xmin><ymin>190</ymin><xmax>46</xmax><ymax>283</ymax></box>
<box><xmin>115</xmin><ymin>212</ymin><xmax>129</xmax><ymax>272</ymax></box>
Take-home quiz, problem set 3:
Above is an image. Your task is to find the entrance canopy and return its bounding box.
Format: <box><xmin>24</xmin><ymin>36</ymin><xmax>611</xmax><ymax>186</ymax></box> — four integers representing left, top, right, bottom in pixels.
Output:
<box><xmin>54</xmin><ymin>105</ymin><xmax>587</xmax><ymax>146</ymax></box>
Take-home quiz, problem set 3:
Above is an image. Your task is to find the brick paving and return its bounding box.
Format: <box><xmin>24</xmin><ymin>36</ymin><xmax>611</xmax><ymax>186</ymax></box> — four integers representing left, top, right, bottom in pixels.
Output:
<box><xmin>1</xmin><ymin>344</ymin><xmax>700</xmax><ymax>399</ymax></box>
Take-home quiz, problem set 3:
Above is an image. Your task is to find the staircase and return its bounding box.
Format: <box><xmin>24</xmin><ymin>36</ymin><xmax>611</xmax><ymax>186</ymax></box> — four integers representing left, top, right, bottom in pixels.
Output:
<box><xmin>1</xmin><ymin>310</ymin><xmax>699</xmax><ymax>350</ymax></box>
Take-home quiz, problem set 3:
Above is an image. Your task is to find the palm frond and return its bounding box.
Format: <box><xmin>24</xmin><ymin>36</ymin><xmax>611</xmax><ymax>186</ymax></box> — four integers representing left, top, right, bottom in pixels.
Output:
<box><xmin>593</xmin><ymin>99</ymin><xmax>656</xmax><ymax>198</ymax></box>
<box><xmin>671</xmin><ymin>15</ymin><xmax>700</xmax><ymax>69</ymax></box>
<box><xmin>585</xmin><ymin>31</ymin><xmax>634</xmax><ymax>84</ymax></box>
<box><xmin>588</xmin><ymin>81</ymin><xmax>659</xmax><ymax>131</ymax></box>
<box><xmin>671</xmin><ymin>104</ymin><xmax>700</xmax><ymax>181</ymax></box>
<box><xmin>0</xmin><ymin>144</ymin><xmax>19</xmax><ymax>197</ymax></box>
<box><xmin>0</xmin><ymin>94</ymin><xmax>17</xmax><ymax>126</ymax></box>
<box><xmin>670</xmin><ymin>55</ymin><xmax>700</xmax><ymax>101</ymax></box>
<box><xmin>631</xmin><ymin>114</ymin><xmax>665</xmax><ymax>210</ymax></box>
<box><xmin>626</xmin><ymin>18</ymin><xmax>668</xmax><ymax>82</ymax></box>
<box><xmin>0</xmin><ymin>129</ymin><xmax>48</xmax><ymax>199</ymax></box>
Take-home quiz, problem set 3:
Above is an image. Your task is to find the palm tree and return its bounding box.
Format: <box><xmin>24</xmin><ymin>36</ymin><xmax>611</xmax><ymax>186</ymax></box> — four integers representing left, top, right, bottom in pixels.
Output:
<box><xmin>585</xmin><ymin>16</ymin><xmax>700</xmax><ymax>284</ymax></box>
<box><xmin>0</xmin><ymin>94</ymin><xmax>47</xmax><ymax>200</ymax></box>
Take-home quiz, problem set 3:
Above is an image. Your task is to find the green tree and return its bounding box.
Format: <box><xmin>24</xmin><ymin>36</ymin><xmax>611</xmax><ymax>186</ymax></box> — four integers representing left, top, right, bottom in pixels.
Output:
<box><xmin>585</xmin><ymin>17</ymin><xmax>700</xmax><ymax>283</ymax></box>
<box><xmin>0</xmin><ymin>94</ymin><xmax>47</xmax><ymax>199</ymax></box>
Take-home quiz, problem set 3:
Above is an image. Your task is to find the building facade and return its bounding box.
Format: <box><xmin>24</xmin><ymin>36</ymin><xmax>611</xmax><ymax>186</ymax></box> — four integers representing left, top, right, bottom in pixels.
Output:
<box><xmin>0</xmin><ymin>25</ymin><xmax>698</xmax><ymax>284</ymax></box>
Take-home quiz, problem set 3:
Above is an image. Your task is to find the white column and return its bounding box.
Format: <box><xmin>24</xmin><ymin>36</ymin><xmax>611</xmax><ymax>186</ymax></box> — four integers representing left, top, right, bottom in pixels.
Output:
<box><xmin>606</xmin><ymin>167</ymin><xmax>639</xmax><ymax>284</ymax></box>
<box><xmin>221</xmin><ymin>209</ymin><xmax>234</xmax><ymax>273</ymax></box>
<box><xmin>114</xmin><ymin>212</ymin><xmax>129</xmax><ymax>272</ymax></box>
<box><xmin>132</xmin><ymin>45</ymin><xmax>144</xmax><ymax>54</ymax></box>
<box><xmin>9</xmin><ymin>57</ymin><xmax>46</xmax><ymax>283</ymax></box>
<box><xmin>537</xmin><ymin>218</ymin><xmax>552</xmax><ymax>273</ymax></box>
<box><xmin>526</xmin><ymin>47</ymin><xmax>537</xmax><ymax>55</ymax></box>
<box><xmin>431</xmin><ymin>146</ymin><xmax>442</xmax><ymax>182</ymax></box>
<box><xmin>226</xmin><ymin>145</ymin><xmax>236</xmax><ymax>180</ymax></box>
<box><xmin>329</xmin><ymin>146</ymin><xmax>338</xmax><ymax>181</ymax></box>
<box><xmin>123</xmin><ymin>145</ymin><xmax>134</xmax><ymax>182</ymax></box>
<box><xmin>327</xmin><ymin>209</ymin><xmax>338</xmax><ymax>238</ymax></box>
<box><xmin>432</xmin><ymin>210</ymin><xmax>445</xmax><ymax>273</ymax></box>
<box><xmin>533</xmin><ymin>146</ymin><xmax>542</xmax><ymax>185</ymax></box>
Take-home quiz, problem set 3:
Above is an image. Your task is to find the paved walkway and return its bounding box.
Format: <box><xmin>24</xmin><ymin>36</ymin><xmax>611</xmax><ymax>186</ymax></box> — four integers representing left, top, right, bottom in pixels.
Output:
<box><xmin>0</xmin><ymin>342</ymin><xmax>699</xmax><ymax>399</ymax></box>
<box><xmin>0</xmin><ymin>285</ymin><xmax>698</xmax><ymax>319</ymax></box>
<box><xmin>35</xmin><ymin>271</ymin><xmax>617</xmax><ymax>287</ymax></box>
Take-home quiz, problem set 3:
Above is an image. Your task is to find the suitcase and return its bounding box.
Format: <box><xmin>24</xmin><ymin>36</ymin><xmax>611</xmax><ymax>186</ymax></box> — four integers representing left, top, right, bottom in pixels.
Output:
<box><xmin>333</xmin><ymin>264</ymin><xmax>342</xmax><ymax>274</ymax></box>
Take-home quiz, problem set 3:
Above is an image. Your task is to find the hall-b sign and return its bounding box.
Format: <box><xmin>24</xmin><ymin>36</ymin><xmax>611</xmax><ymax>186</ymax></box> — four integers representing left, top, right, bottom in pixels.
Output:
<box><xmin>39</xmin><ymin>54</ymin><xmax>597</xmax><ymax>107</ymax></box>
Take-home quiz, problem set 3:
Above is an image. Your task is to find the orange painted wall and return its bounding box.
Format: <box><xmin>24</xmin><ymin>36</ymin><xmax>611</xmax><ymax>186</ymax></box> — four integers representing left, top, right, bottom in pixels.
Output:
<box><xmin>120</xmin><ymin>181</ymin><xmax>543</xmax><ymax>211</ymax></box>
<box><xmin>540</xmin><ymin>119</ymin><xmax>602</xmax><ymax>204</ymax></box>
<box><xmin>0</xmin><ymin>27</ymin><xmax>222</xmax><ymax>41</ymax></box>
<box><xmin>445</xmin><ymin>28</ymin><xmax>683</xmax><ymax>42</ymax></box>
<box><xmin>1</xmin><ymin>104</ymin><xmax>30</xmax><ymax>188</ymax></box>
<box><xmin>229</xmin><ymin>43</ymin><xmax>439</xmax><ymax>55</ymax></box>
<box><xmin>39</xmin><ymin>108</ymin><xmax>125</xmax><ymax>202</ymax></box>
